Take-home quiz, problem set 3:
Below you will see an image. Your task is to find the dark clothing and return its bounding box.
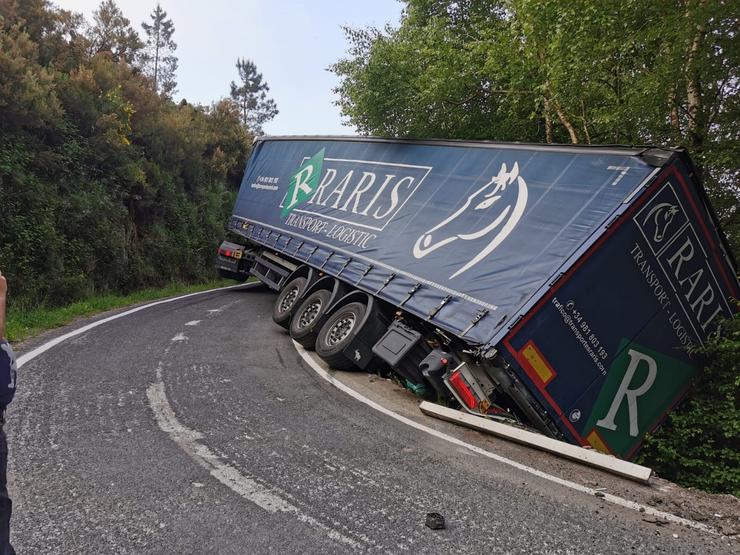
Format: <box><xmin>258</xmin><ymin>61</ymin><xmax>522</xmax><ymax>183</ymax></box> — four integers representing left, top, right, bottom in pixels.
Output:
<box><xmin>0</xmin><ymin>426</ymin><xmax>13</xmax><ymax>555</ymax></box>
<box><xmin>0</xmin><ymin>342</ymin><xmax>16</xmax><ymax>407</ymax></box>
<box><xmin>0</xmin><ymin>340</ymin><xmax>15</xmax><ymax>555</ymax></box>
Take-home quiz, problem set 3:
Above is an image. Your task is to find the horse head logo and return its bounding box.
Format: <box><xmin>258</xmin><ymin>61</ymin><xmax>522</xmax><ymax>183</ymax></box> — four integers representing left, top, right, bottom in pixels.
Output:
<box><xmin>413</xmin><ymin>161</ymin><xmax>528</xmax><ymax>279</ymax></box>
<box><xmin>643</xmin><ymin>203</ymin><xmax>679</xmax><ymax>243</ymax></box>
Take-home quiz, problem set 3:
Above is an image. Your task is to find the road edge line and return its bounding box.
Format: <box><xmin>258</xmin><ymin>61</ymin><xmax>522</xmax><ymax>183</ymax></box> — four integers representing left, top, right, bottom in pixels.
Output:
<box><xmin>16</xmin><ymin>283</ymin><xmax>364</xmax><ymax>549</ymax></box>
<box><xmin>11</xmin><ymin>285</ymin><xmax>722</xmax><ymax>538</ymax></box>
<box><xmin>16</xmin><ymin>283</ymin><xmax>251</xmax><ymax>368</ymax></box>
<box><xmin>292</xmin><ymin>340</ymin><xmax>721</xmax><ymax>536</ymax></box>
<box><xmin>146</xmin><ymin>360</ymin><xmax>362</xmax><ymax>549</ymax></box>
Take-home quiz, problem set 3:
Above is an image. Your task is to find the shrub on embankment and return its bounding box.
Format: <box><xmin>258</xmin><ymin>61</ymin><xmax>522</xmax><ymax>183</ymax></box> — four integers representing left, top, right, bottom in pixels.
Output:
<box><xmin>637</xmin><ymin>309</ymin><xmax>740</xmax><ymax>496</ymax></box>
<box><xmin>0</xmin><ymin>1</ymin><xmax>252</xmax><ymax>312</ymax></box>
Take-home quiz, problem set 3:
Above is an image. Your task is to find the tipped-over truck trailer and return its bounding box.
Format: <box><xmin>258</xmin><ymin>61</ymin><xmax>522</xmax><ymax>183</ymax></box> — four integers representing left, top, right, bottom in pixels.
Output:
<box><xmin>219</xmin><ymin>136</ymin><xmax>738</xmax><ymax>460</ymax></box>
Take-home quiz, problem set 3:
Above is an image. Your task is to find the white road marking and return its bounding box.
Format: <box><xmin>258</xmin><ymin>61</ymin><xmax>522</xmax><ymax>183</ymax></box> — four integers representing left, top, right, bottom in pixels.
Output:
<box><xmin>146</xmin><ymin>362</ymin><xmax>361</xmax><ymax>549</ymax></box>
<box><xmin>171</xmin><ymin>333</ymin><xmax>187</xmax><ymax>342</ymax></box>
<box><xmin>12</xmin><ymin>283</ymin><xmax>721</xmax><ymax>542</ymax></box>
<box><xmin>292</xmin><ymin>341</ymin><xmax>720</xmax><ymax>536</ymax></box>
<box><xmin>184</xmin><ymin>320</ymin><xmax>201</xmax><ymax>327</ymax></box>
<box><xmin>13</xmin><ymin>284</ymin><xmax>362</xmax><ymax>547</ymax></box>
<box><xmin>16</xmin><ymin>284</ymin><xmax>249</xmax><ymax>369</ymax></box>
<box><xmin>207</xmin><ymin>300</ymin><xmax>242</xmax><ymax>315</ymax></box>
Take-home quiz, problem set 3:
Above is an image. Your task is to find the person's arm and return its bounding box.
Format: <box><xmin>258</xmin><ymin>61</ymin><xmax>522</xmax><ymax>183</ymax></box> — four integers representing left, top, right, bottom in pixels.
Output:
<box><xmin>0</xmin><ymin>270</ymin><xmax>6</xmax><ymax>339</ymax></box>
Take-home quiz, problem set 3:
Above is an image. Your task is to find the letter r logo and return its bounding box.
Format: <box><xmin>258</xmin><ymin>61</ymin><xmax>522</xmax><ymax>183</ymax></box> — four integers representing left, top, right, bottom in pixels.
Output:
<box><xmin>288</xmin><ymin>165</ymin><xmax>314</xmax><ymax>208</ymax></box>
<box><xmin>281</xmin><ymin>148</ymin><xmax>325</xmax><ymax>218</ymax></box>
<box><xmin>596</xmin><ymin>349</ymin><xmax>657</xmax><ymax>437</ymax></box>
<box><xmin>581</xmin><ymin>339</ymin><xmax>694</xmax><ymax>457</ymax></box>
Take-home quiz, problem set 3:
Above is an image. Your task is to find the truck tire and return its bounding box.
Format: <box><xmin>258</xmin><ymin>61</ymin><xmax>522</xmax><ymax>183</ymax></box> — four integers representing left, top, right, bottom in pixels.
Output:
<box><xmin>289</xmin><ymin>289</ymin><xmax>332</xmax><ymax>349</ymax></box>
<box><xmin>272</xmin><ymin>276</ymin><xmax>307</xmax><ymax>329</ymax></box>
<box><xmin>315</xmin><ymin>301</ymin><xmax>367</xmax><ymax>370</ymax></box>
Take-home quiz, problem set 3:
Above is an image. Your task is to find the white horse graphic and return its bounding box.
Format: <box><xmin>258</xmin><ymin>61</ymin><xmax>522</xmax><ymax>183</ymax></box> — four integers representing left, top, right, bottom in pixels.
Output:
<box><xmin>643</xmin><ymin>202</ymin><xmax>679</xmax><ymax>243</ymax></box>
<box><xmin>413</xmin><ymin>161</ymin><xmax>528</xmax><ymax>279</ymax></box>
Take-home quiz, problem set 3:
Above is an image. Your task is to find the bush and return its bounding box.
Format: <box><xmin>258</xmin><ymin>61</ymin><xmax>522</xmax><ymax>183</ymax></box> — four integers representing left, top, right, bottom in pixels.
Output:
<box><xmin>0</xmin><ymin>6</ymin><xmax>252</xmax><ymax>311</ymax></box>
<box><xmin>637</xmin><ymin>304</ymin><xmax>740</xmax><ymax>496</ymax></box>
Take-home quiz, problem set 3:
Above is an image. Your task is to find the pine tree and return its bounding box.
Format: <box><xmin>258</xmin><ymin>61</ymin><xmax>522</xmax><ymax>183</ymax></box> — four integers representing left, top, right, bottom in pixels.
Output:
<box><xmin>229</xmin><ymin>58</ymin><xmax>278</xmax><ymax>134</ymax></box>
<box><xmin>88</xmin><ymin>0</ymin><xmax>142</xmax><ymax>63</ymax></box>
<box><xmin>140</xmin><ymin>3</ymin><xmax>177</xmax><ymax>96</ymax></box>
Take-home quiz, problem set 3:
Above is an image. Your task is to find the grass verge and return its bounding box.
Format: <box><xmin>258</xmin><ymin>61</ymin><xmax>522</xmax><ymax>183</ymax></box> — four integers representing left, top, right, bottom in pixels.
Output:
<box><xmin>6</xmin><ymin>279</ymin><xmax>238</xmax><ymax>343</ymax></box>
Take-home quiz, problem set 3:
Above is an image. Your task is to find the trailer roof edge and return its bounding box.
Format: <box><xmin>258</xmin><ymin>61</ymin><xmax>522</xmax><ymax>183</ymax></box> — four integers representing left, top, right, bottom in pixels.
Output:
<box><xmin>254</xmin><ymin>135</ymin><xmax>683</xmax><ymax>162</ymax></box>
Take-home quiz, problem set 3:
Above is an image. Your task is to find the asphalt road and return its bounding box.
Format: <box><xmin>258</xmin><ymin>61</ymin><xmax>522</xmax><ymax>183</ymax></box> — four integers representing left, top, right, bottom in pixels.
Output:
<box><xmin>8</xmin><ymin>286</ymin><xmax>735</xmax><ymax>553</ymax></box>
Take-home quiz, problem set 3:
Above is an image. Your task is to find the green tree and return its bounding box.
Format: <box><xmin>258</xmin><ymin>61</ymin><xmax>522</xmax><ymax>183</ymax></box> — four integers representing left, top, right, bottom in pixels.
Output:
<box><xmin>88</xmin><ymin>0</ymin><xmax>142</xmax><ymax>63</ymax></box>
<box><xmin>332</xmin><ymin>0</ymin><xmax>739</xmax><ymax>255</ymax></box>
<box><xmin>0</xmin><ymin>0</ymin><xmax>88</xmax><ymax>70</ymax></box>
<box><xmin>0</xmin><ymin>23</ymin><xmax>62</xmax><ymax>133</ymax></box>
<box><xmin>140</xmin><ymin>3</ymin><xmax>177</xmax><ymax>96</ymax></box>
<box><xmin>0</xmin><ymin>0</ymin><xmax>249</xmax><ymax>308</ymax></box>
<box><xmin>330</xmin><ymin>2</ymin><xmax>542</xmax><ymax>140</ymax></box>
<box><xmin>229</xmin><ymin>57</ymin><xmax>278</xmax><ymax>134</ymax></box>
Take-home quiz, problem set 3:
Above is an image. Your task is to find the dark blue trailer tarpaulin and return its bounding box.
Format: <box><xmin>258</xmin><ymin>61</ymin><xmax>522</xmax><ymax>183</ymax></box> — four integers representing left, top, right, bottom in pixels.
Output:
<box><xmin>231</xmin><ymin>137</ymin><xmax>656</xmax><ymax>344</ymax></box>
<box><xmin>229</xmin><ymin>137</ymin><xmax>738</xmax><ymax>458</ymax></box>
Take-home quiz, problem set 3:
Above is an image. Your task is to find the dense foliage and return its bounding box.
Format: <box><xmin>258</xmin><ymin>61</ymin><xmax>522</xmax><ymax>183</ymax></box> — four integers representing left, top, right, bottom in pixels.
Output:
<box><xmin>332</xmin><ymin>0</ymin><xmax>739</xmax><ymax>493</ymax></box>
<box><xmin>332</xmin><ymin>0</ymin><xmax>739</xmax><ymax>255</ymax></box>
<box><xmin>0</xmin><ymin>0</ymin><xmax>255</xmax><ymax>310</ymax></box>
<box><xmin>638</xmin><ymin>310</ymin><xmax>739</xmax><ymax>496</ymax></box>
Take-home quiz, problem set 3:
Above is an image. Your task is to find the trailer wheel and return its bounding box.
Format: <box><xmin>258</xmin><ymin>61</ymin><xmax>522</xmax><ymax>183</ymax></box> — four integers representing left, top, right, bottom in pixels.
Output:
<box><xmin>315</xmin><ymin>302</ymin><xmax>367</xmax><ymax>369</ymax></box>
<box><xmin>272</xmin><ymin>276</ymin><xmax>307</xmax><ymax>329</ymax></box>
<box><xmin>289</xmin><ymin>289</ymin><xmax>331</xmax><ymax>349</ymax></box>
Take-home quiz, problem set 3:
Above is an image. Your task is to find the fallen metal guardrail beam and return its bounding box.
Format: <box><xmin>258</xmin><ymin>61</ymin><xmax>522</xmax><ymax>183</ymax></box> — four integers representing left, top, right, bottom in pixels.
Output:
<box><xmin>419</xmin><ymin>401</ymin><xmax>653</xmax><ymax>484</ymax></box>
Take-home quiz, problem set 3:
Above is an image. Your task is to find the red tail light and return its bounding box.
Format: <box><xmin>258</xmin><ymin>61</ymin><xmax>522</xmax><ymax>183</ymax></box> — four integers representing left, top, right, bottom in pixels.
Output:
<box><xmin>219</xmin><ymin>245</ymin><xmax>243</xmax><ymax>259</ymax></box>
<box><xmin>448</xmin><ymin>370</ymin><xmax>477</xmax><ymax>409</ymax></box>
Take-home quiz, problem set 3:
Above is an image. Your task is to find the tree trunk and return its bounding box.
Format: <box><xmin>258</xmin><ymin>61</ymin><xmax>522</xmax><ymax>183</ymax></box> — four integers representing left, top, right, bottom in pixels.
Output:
<box><xmin>668</xmin><ymin>90</ymin><xmax>680</xmax><ymax>133</ymax></box>
<box><xmin>580</xmin><ymin>100</ymin><xmax>591</xmax><ymax>145</ymax></box>
<box><xmin>539</xmin><ymin>48</ymin><xmax>555</xmax><ymax>144</ymax></box>
<box><xmin>154</xmin><ymin>27</ymin><xmax>160</xmax><ymax>93</ymax></box>
<box><xmin>685</xmin><ymin>0</ymin><xmax>708</xmax><ymax>149</ymax></box>
<box><xmin>553</xmin><ymin>100</ymin><xmax>579</xmax><ymax>144</ymax></box>
<box><xmin>543</xmin><ymin>97</ymin><xmax>553</xmax><ymax>143</ymax></box>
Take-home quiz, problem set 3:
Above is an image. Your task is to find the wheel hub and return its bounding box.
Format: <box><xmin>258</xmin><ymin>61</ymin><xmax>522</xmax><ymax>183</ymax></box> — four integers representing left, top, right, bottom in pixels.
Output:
<box><xmin>279</xmin><ymin>286</ymin><xmax>299</xmax><ymax>312</ymax></box>
<box><xmin>326</xmin><ymin>312</ymin><xmax>356</xmax><ymax>346</ymax></box>
<box><xmin>298</xmin><ymin>298</ymin><xmax>323</xmax><ymax>328</ymax></box>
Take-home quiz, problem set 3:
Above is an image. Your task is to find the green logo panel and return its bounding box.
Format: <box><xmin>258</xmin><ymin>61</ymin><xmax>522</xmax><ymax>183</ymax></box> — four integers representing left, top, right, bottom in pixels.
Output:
<box><xmin>281</xmin><ymin>148</ymin><xmax>325</xmax><ymax>218</ymax></box>
<box><xmin>583</xmin><ymin>338</ymin><xmax>695</xmax><ymax>457</ymax></box>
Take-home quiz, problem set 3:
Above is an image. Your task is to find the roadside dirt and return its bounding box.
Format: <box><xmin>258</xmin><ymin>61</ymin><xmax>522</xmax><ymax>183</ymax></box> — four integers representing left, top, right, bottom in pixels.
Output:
<box><xmin>638</xmin><ymin>477</ymin><xmax>740</xmax><ymax>538</ymax></box>
<box><xmin>334</xmin><ymin>370</ymin><xmax>740</xmax><ymax>540</ymax></box>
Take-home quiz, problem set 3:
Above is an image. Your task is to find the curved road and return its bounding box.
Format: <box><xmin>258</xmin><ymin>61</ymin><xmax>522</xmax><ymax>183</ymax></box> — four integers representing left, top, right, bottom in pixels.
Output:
<box><xmin>8</xmin><ymin>286</ymin><xmax>733</xmax><ymax>553</ymax></box>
